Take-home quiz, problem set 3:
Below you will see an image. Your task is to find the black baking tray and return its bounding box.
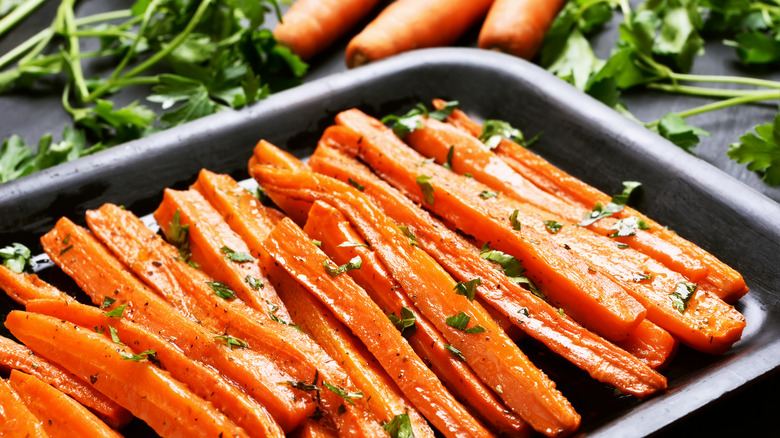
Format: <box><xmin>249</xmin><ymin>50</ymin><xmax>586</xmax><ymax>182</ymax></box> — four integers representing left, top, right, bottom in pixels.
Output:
<box><xmin>0</xmin><ymin>48</ymin><xmax>778</xmax><ymax>437</ymax></box>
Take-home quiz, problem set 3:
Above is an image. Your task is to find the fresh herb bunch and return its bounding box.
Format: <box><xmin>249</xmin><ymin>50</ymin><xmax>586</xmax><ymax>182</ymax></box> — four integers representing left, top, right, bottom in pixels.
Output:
<box><xmin>540</xmin><ymin>0</ymin><xmax>780</xmax><ymax>186</ymax></box>
<box><xmin>0</xmin><ymin>0</ymin><xmax>307</xmax><ymax>183</ymax></box>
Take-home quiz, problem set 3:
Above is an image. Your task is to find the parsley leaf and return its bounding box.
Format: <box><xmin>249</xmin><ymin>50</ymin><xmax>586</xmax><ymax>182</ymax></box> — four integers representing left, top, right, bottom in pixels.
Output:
<box><xmin>669</xmin><ymin>281</ymin><xmax>697</xmax><ymax>313</ymax></box>
<box><xmin>166</xmin><ymin>210</ymin><xmax>191</xmax><ymax>262</ymax></box>
<box><xmin>445</xmin><ymin>311</ymin><xmax>486</xmax><ymax>334</ymax></box>
<box><xmin>104</xmin><ymin>304</ymin><xmax>127</xmax><ymax>318</ymax></box>
<box><xmin>444</xmin><ymin>344</ymin><xmax>466</xmax><ymax>361</ymax></box>
<box><xmin>220</xmin><ymin>246</ymin><xmax>255</xmax><ymax>262</ymax></box>
<box><xmin>579</xmin><ymin>181</ymin><xmax>642</xmax><ymax>226</ymax></box>
<box><xmin>728</xmin><ymin>114</ymin><xmax>780</xmax><ymax>186</ymax></box>
<box><xmin>323</xmin><ymin>256</ymin><xmax>362</xmax><ymax>277</ymax></box>
<box><xmin>388</xmin><ymin>306</ymin><xmax>417</xmax><ymax>338</ymax></box>
<box><xmin>207</xmin><ymin>281</ymin><xmax>237</xmax><ymax>300</ymax></box>
<box><xmin>214</xmin><ymin>334</ymin><xmax>249</xmax><ymax>350</ymax></box>
<box><xmin>544</xmin><ymin>220</ymin><xmax>563</xmax><ymax>234</ymax></box>
<box><xmin>120</xmin><ymin>349</ymin><xmax>159</xmax><ymax>364</ymax></box>
<box><xmin>479</xmin><ymin>120</ymin><xmax>524</xmax><ymax>149</ymax></box>
<box><xmin>479</xmin><ymin>190</ymin><xmax>498</xmax><ymax>199</ymax></box>
<box><xmin>0</xmin><ymin>242</ymin><xmax>31</xmax><ymax>273</ymax></box>
<box><xmin>657</xmin><ymin>112</ymin><xmax>711</xmax><ymax>153</ymax></box>
<box><xmin>415</xmin><ymin>174</ymin><xmax>435</xmax><ymax>205</ymax></box>
<box><xmin>323</xmin><ymin>381</ymin><xmax>363</xmax><ymax>405</ymax></box>
<box><xmin>245</xmin><ymin>274</ymin><xmax>263</xmax><ymax>291</ymax></box>
<box><xmin>453</xmin><ymin>278</ymin><xmax>481</xmax><ymax>302</ymax></box>
<box><xmin>510</xmin><ymin>210</ymin><xmax>522</xmax><ymax>231</ymax></box>
<box><xmin>383</xmin><ymin>412</ymin><xmax>415</xmax><ymax>438</ymax></box>
<box><xmin>398</xmin><ymin>225</ymin><xmax>420</xmax><ymax>247</ymax></box>
<box><xmin>609</xmin><ymin>217</ymin><xmax>650</xmax><ymax>237</ymax></box>
<box><xmin>100</xmin><ymin>296</ymin><xmax>116</xmax><ymax>309</ymax></box>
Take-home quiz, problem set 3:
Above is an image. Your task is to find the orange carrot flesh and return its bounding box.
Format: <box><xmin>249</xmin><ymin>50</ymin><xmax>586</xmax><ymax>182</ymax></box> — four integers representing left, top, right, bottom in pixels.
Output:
<box><xmin>274</xmin><ymin>0</ymin><xmax>382</xmax><ymax>61</ymax></box>
<box><xmin>153</xmin><ymin>188</ymin><xmax>289</xmax><ymax>319</ymax></box>
<box><xmin>0</xmin><ymin>334</ymin><xmax>131</xmax><ymax>431</ymax></box>
<box><xmin>259</xmin><ymin>217</ymin><xmax>496</xmax><ymax>438</ymax></box>
<box><xmin>478</xmin><ymin>0</ymin><xmax>568</xmax><ymax>59</ymax></box>
<box><xmin>303</xmin><ymin>200</ymin><xmax>532</xmax><ymax>436</ymax></box>
<box><xmin>0</xmin><ymin>377</ymin><xmax>48</xmax><ymax>437</ymax></box>
<box><xmin>251</xmin><ymin>163</ymin><xmax>581</xmax><ymax>437</ymax></box>
<box><xmin>0</xmin><ymin>265</ymin><xmax>69</xmax><ymax>306</ymax></box>
<box><xmin>25</xmin><ymin>298</ymin><xmax>284</xmax><ymax>438</ymax></box>
<box><xmin>435</xmin><ymin>100</ymin><xmax>748</xmax><ymax>302</ymax></box>
<box><xmin>40</xmin><ymin>217</ymin><xmax>313</xmax><ymax>432</ymax></box>
<box><xmin>86</xmin><ymin>203</ymin><xmax>383</xmax><ymax>438</ymax></box>
<box><xmin>8</xmin><ymin>370</ymin><xmax>122</xmax><ymax>438</ymax></box>
<box><xmin>289</xmin><ymin>420</ymin><xmax>338</xmax><ymax>438</ymax></box>
<box><xmin>267</xmin><ymin>262</ymin><xmax>430</xmax><ymax>437</ymax></box>
<box><xmin>333</xmin><ymin>109</ymin><xmax>645</xmax><ymax>342</ymax></box>
<box><xmin>307</xmin><ymin>139</ymin><xmax>668</xmax><ymax>398</ymax></box>
<box><xmin>344</xmin><ymin>0</ymin><xmax>494</xmax><ymax>68</ymax></box>
<box><xmin>5</xmin><ymin>311</ymin><xmax>247</xmax><ymax>438</ymax></box>
<box><xmin>615</xmin><ymin>320</ymin><xmax>679</xmax><ymax>371</ymax></box>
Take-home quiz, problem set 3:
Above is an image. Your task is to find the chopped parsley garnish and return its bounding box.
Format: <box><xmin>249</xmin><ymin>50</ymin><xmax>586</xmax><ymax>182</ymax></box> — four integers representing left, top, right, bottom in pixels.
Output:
<box><xmin>59</xmin><ymin>245</ymin><xmax>73</xmax><ymax>255</ymax></box>
<box><xmin>0</xmin><ymin>243</ymin><xmax>31</xmax><ymax>273</ymax></box>
<box><xmin>510</xmin><ymin>210</ymin><xmax>522</xmax><ymax>231</ymax></box>
<box><xmin>632</xmin><ymin>273</ymin><xmax>653</xmax><ymax>282</ymax></box>
<box><xmin>415</xmin><ymin>174</ymin><xmax>435</xmax><ymax>205</ymax></box>
<box><xmin>104</xmin><ymin>304</ymin><xmax>127</xmax><ymax>318</ymax></box>
<box><xmin>245</xmin><ymin>274</ymin><xmax>263</xmax><ymax>290</ymax></box>
<box><xmin>443</xmin><ymin>145</ymin><xmax>455</xmax><ymax>170</ymax></box>
<box><xmin>670</xmin><ymin>281</ymin><xmax>697</xmax><ymax>314</ymax></box>
<box><xmin>388</xmin><ymin>307</ymin><xmax>417</xmax><ymax>338</ymax></box>
<box><xmin>348</xmin><ymin>177</ymin><xmax>365</xmax><ymax>191</ymax></box>
<box><xmin>609</xmin><ymin>217</ymin><xmax>650</xmax><ymax>237</ymax></box>
<box><xmin>323</xmin><ymin>256</ymin><xmax>362</xmax><ymax>277</ymax></box>
<box><xmin>220</xmin><ymin>246</ymin><xmax>255</xmax><ymax>262</ymax></box>
<box><xmin>444</xmin><ymin>344</ymin><xmax>466</xmax><ymax>361</ymax></box>
<box><xmin>479</xmin><ymin>190</ymin><xmax>498</xmax><ymax>199</ymax></box>
<box><xmin>269</xmin><ymin>312</ymin><xmax>303</xmax><ymax>331</ymax></box>
<box><xmin>381</xmin><ymin>104</ymin><xmax>427</xmax><ymax>138</ymax></box>
<box><xmin>119</xmin><ymin>349</ymin><xmax>159</xmax><ymax>364</ymax></box>
<box><xmin>167</xmin><ymin>210</ymin><xmax>192</xmax><ymax>262</ymax></box>
<box><xmin>479</xmin><ymin>119</ymin><xmax>525</xmax><ymax>149</ymax></box>
<box><xmin>323</xmin><ymin>381</ymin><xmax>364</xmax><ymax>405</ymax></box>
<box><xmin>383</xmin><ymin>412</ymin><xmax>415</xmax><ymax>438</ymax></box>
<box><xmin>579</xmin><ymin>181</ymin><xmax>642</xmax><ymax>226</ymax></box>
<box><xmin>445</xmin><ymin>311</ymin><xmax>486</xmax><ymax>334</ymax></box>
<box><xmin>100</xmin><ymin>296</ymin><xmax>116</xmax><ymax>309</ymax></box>
<box><xmin>206</xmin><ymin>281</ymin><xmax>237</xmax><ymax>300</ymax></box>
<box><xmin>398</xmin><ymin>225</ymin><xmax>419</xmax><ymax>247</ymax></box>
<box><xmin>108</xmin><ymin>326</ymin><xmax>123</xmax><ymax>345</ymax></box>
<box><xmin>417</xmin><ymin>157</ymin><xmax>435</xmax><ymax>167</ymax></box>
<box><xmin>337</xmin><ymin>241</ymin><xmax>368</xmax><ymax>248</ymax></box>
<box><xmin>214</xmin><ymin>334</ymin><xmax>249</xmax><ymax>350</ymax></box>
<box><xmin>480</xmin><ymin>243</ymin><xmax>542</xmax><ymax>297</ymax></box>
<box><xmin>453</xmin><ymin>278</ymin><xmax>481</xmax><ymax>302</ymax></box>
<box><xmin>544</xmin><ymin>220</ymin><xmax>563</xmax><ymax>234</ymax></box>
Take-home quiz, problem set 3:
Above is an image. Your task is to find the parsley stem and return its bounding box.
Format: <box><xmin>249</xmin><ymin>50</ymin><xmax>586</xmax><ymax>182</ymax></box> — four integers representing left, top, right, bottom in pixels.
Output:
<box><xmin>645</xmin><ymin>90</ymin><xmax>780</xmax><ymax>127</ymax></box>
<box><xmin>0</xmin><ymin>0</ymin><xmax>48</xmax><ymax>38</ymax></box>
<box><xmin>668</xmin><ymin>72</ymin><xmax>780</xmax><ymax>90</ymax></box>
<box><xmin>647</xmin><ymin>83</ymin><xmax>773</xmax><ymax>98</ymax></box>
<box><xmin>59</xmin><ymin>0</ymin><xmax>89</xmax><ymax>103</ymax></box>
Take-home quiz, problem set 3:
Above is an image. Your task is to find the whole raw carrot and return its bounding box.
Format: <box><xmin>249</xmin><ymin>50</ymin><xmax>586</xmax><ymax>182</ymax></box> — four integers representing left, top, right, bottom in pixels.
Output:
<box><xmin>8</xmin><ymin>370</ymin><xmax>122</xmax><ymax>438</ymax></box>
<box><xmin>478</xmin><ymin>0</ymin><xmax>568</xmax><ymax>59</ymax></box>
<box><xmin>345</xmin><ymin>0</ymin><xmax>495</xmax><ymax>68</ymax></box>
<box><xmin>0</xmin><ymin>377</ymin><xmax>48</xmax><ymax>437</ymax></box>
<box><xmin>274</xmin><ymin>0</ymin><xmax>382</xmax><ymax>61</ymax></box>
<box><xmin>25</xmin><ymin>298</ymin><xmax>285</xmax><ymax>438</ymax></box>
<box><xmin>308</xmin><ymin>137</ymin><xmax>668</xmax><ymax>398</ymax></box>
<box><xmin>6</xmin><ymin>311</ymin><xmax>248</xmax><ymax>438</ymax></box>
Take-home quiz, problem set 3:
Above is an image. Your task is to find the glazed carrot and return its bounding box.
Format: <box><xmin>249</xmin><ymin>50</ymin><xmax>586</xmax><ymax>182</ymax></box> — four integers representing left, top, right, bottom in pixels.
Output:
<box><xmin>334</xmin><ymin>108</ymin><xmax>645</xmax><ymax>342</ymax></box>
<box><xmin>153</xmin><ymin>188</ymin><xmax>289</xmax><ymax>318</ymax></box>
<box><xmin>259</xmin><ymin>217</ymin><xmax>496</xmax><ymax>438</ymax></box>
<box><xmin>434</xmin><ymin>99</ymin><xmax>748</xmax><ymax>302</ymax></box>
<box><xmin>304</xmin><ymin>200</ymin><xmax>531</xmax><ymax>435</ymax></box>
<box><xmin>267</xmin><ymin>261</ymin><xmax>433</xmax><ymax>438</ymax></box>
<box><xmin>249</xmin><ymin>140</ymin><xmax>313</xmax><ymax>225</ymax></box>
<box><xmin>25</xmin><ymin>298</ymin><xmax>285</xmax><ymax>438</ymax></box>
<box><xmin>87</xmin><ymin>204</ymin><xmax>384</xmax><ymax>438</ymax></box>
<box><xmin>0</xmin><ymin>264</ymin><xmax>70</xmax><ymax>306</ymax></box>
<box><xmin>614</xmin><ymin>320</ymin><xmax>678</xmax><ymax>371</ymax></box>
<box><xmin>6</xmin><ymin>311</ymin><xmax>247</xmax><ymax>438</ymax></box>
<box><xmin>289</xmin><ymin>420</ymin><xmax>337</xmax><ymax>438</ymax></box>
<box><xmin>274</xmin><ymin>0</ymin><xmax>382</xmax><ymax>61</ymax></box>
<box><xmin>345</xmin><ymin>0</ymin><xmax>495</xmax><ymax>68</ymax></box>
<box><xmin>0</xmin><ymin>334</ymin><xmax>131</xmax><ymax>431</ymax></box>
<box><xmin>40</xmin><ymin>217</ymin><xmax>313</xmax><ymax>432</ymax></box>
<box><xmin>8</xmin><ymin>370</ymin><xmax>122</xmax><ymax>438</ymax></box>
<box><xmin>478</xmin><ymin>0</ymin><xmax>568</xmax><ymax>59</ymax></box>
<box><xmin>308</xmin><ymin>138</ymin><xmax>668</xmax><ymax>398</ymax></box>
<box><xmin>0</xmin><ymin>377</ymin><xmax>48</xmax><ymax>437</ymax></box>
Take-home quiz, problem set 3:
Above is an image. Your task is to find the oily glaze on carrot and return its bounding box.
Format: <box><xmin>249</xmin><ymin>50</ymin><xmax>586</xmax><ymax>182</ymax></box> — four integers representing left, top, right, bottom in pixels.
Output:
<box><xmin>40</xmin><ymin>217</ymin><xmax>312</xmax><ymax>432</ymax></box>
<box><xmin>478</xmin><ymin>0</ymin><xmax>568</xmax><ymax>59</ymax></box>
<box><xmin>614</xmin><ymin>320</ymin><xmax>678</xmax><ymax>371</ymax></box>
<box><xmin>308</xmin><ymin>138</ymin><xmax>668</xmax><ymax>398</ymax></box>
<box><xmin>274</xmin><ymin>0</ymin><xmax>382</xmax><ymax>61</ymax></box>
<box><xmin>259</xmin><ymin>217</ymin><xmax>496</xmax><ymax>438</ymax></box>
<box><xmin>289</xmin><ymin>420</ymin><xmax>338</xmax><ymax>438</ymax></box>
<box><xmin>25</xmin><ymin>298</ymin><xmax>284</xmax><ymax>438</ymax></box>
<box><xmin>8</xmin><ymin>370</ymin><xmax>122</xmax><ymax>438</ymax></box>
<box><xmin>0</xmin><ymin>265</ymin><xmax>70</xmax><ymax>305</ymax></box>
<box><xmin>334</xmin><ymin>108</ymin><xmax>645</xmax><ymax>342</ymax></box>
<box><xmin>0</xmin><ymin>377</ymin><xmax>48</xmax><ymax>437</ymax></box>
<box><xmin>434</xmin><ymin>100</ymin><xmax>748</xmax><ymax>302</ymax></box>
<box><xmin>87</xmin><ymin>203</ymin><xmax>384</xmax><ymax>438</ymax></box>
<box><xmin>344</xmin><ymin>0</ymin><xmax>494</xmax><ymax>68</ymax></box>
<box><xmin>6</xmin><ymin>311</ymin><xmax>247</xmax><ymax>438</ymax></box>
<box><xmin>304</xmin><ymin>200</ymin><xmax>532</xmax><ymax>436</ymax></box>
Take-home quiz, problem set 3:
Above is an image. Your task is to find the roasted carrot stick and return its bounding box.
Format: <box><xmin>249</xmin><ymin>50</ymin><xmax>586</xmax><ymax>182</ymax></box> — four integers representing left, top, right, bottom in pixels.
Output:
<box><xmin>304</xmin><ymin>200</ymin><xmax>532</xmax><ymax>435</ymax></box>
<box><xmin>8</xmin><ymin>370</ymin><xmax>122</xmax><ymax>438</ymax></box>
<box><xmin>87</xmin><ymin>204</ymin><xmax>384</xmax><ymax>438</ymax></box>
<box><xmin>289</xmin><ymin>420</ymin><xmax>337</xmax><ymax>438</ymax></box>
<box><xmin>153</xmin><ymin>188</ymin><xmax>289</xmax><ymax>319</ymax></box>
<box><xmin>40</xmin><ymin>217</ymin><xmax>312</xmax><ymax>432</ymax></box>
<box><xmin>259</xmin><ymin>217</ymin><xmax>496</xmax><ymax>438</ymax></box>
<box><xmin>614</xmin><ymin>320</ymin><xmax>678</xmax><ymax>371</ymax></box>
<box><xmin>478</xmin><ymin>0</ymin><xmax>568</xmax><ymax>59</ymax></box>
<box><xmin>6</xmin><ymin>311</ymin><xmax>247</xmax><ymax>438</ymax></box>
<box><xmin>0</xmin><ymin>334</ymin><xmax>131</xmax><ymax>431</ymax></box>
<box><xmin>267</xmin><ymin>261</ymin><xmax>433</xmax><ymax>438</ymax></box>
<box><xmin>249</xmin><ymin>140</ymin><xmax>313</xmax><ymax>225</ymax></box>
<box><xmin>0</xmin><ymin>265</ymin><xmax>70</xmax><ymax>306</ymax></box>
<box><xmin>333</xmin><ymin>108</ymin><xmax>645</xmax><ymax>342</ymax></box>
<box><xmin>434</xmin><ymin>99</ymin><xmax>748</xmax><ymax>302</ymax></box>
<box><xmin>0</xmin><ymin>377</ymin><xmax>48</xmax><ymax>437</ymax></box>
<box><xmin>308</xmin><ymin>137</ymin><xmax>669</xmax><ymax>397</ymax></box>
<box><xmin>344</xmin><ymin>0</ymin><xmax>495</xmax><ymax>68</ymax></box>
<box><xmin>274</xmin><ymin>0</ymin><xmax>382</xmax><ymax>61</ymax></box>
<box><xmin>25</xmin><ymin>298</ymin><xmax>285</xmax><ymax>438</ymax></box>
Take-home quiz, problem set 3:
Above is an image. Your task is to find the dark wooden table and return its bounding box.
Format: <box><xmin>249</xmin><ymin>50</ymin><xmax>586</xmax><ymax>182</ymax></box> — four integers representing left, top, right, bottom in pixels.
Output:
<box><xmin>1</xmin><ymin>1</ymin><xmax>778</xmax><ymax>437</ymax></box>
